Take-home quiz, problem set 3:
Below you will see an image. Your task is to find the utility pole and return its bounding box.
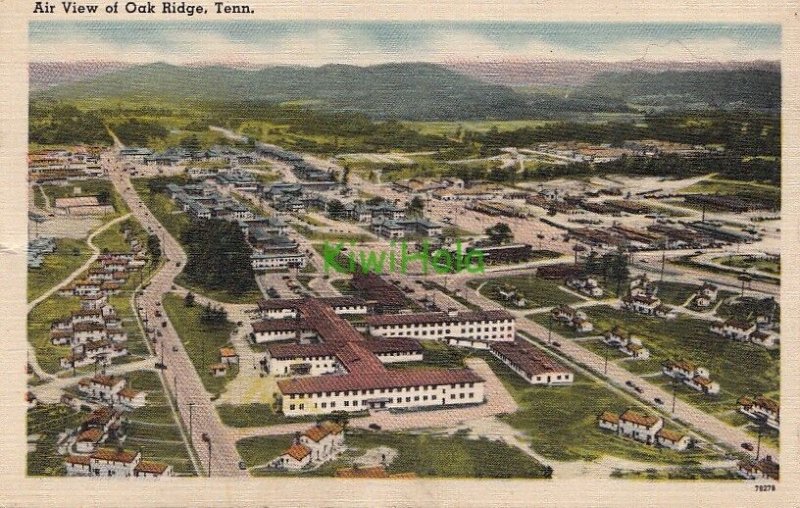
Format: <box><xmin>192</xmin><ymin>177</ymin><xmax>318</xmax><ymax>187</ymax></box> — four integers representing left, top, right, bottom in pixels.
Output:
<box><xmin>188</xmin><ymin>402</ymin><xmax>195</xmax><ymax>444</ymax></box>
<box><xmin>174</xmin><ymin>374</ymin><xmax>178</xmax><ymax>406</ymax></box>
<box><xmin>755</xmin><ymin>416</ymin><xmax>765</xmax><ymax>461</ymax></box>
<box><xmin>671</xmin><ymin>378</ymin><xmax>677</xmax><ymax>414</ymax></box>
<box><xmin>660</xmin><ymin>237</ymin><xmax>668</xmax><ymax>283</ymax></box>
<box><xmin>548</xmin><ymin>314</ymin><xmax>553</xmax><ymax>345</ymax></box>
<box><xmin>202</xmin><ymin>433</ymin><xmax>212</xmax><ymax>477</ymax></box>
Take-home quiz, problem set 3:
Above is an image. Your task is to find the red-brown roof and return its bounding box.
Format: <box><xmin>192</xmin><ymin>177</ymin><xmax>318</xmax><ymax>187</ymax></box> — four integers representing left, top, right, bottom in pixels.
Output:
<box><xmin>91</xmin><ymin>448</ymin><xmax>139</xmax><ymax>463</ymax></box>
<box><xmin>134</xmin><ymin>460</ymin><xmax>170</xmax><ymax>474</ymax></box>
<box><xmin>282</xmin><ymin>443</ymin><xmax>311</xmax><ymax>461</ymax></box>
<box><xmin>490</xmin><ymin>340</ymin><xmax>570</xmax><ymax>377</ymax></box>
<box><xmin>620</xmin><ymin>410</ymin><xmax>661</xmax><ymax>427</ymax></box>
<box><xmin>77</xmin><ymin>428</ymin><xmax>104</xmax><ymax>442</ymax></box>
<box><xmin>278</xmin><ymin>368</ymin><xmax>483</xmax><ymax>395</ymax></box>
<box><xmin>65</xmin><ymin>455</ymin><xmax>91</xmax><ymax>465</ymax></box>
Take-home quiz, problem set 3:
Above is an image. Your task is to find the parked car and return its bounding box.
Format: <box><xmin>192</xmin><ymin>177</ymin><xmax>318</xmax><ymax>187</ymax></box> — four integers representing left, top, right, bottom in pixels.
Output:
<box><xmin>634</xmin><ymin>386</ymin><xmax>644</xmax><ymax>394</ymax></box>
<box><xmin>172</xmin><ymin>346</ymin><xmax>178</xmax><ymax>352</ymax></box>
<box><xmin>552</xmin><ymin>341</ymin><xmax>561</xmax><ymax>348</ymax></box>
<box><xmin>625</xmin><ymin>380</ymin><xmax>634</xmax><ymax>387</ymax></box>
<box><xmin>368</xmin><ymin>423</ymin><xmax>381</xmax><ymax>431</ymax></box>
<box><xmin>654</xmin><ymin>397</ymin><xmax>664</xmax><ymax>405</ymax></box>
<box><xmin>238</xmin><ymin>461</ymin><xmax>247</xmax><ymax>470</ymax></box>
<box><xmin>741</xmin><ymin>442</ymin><xmax>754</xmax><ymax>451</ymax></box>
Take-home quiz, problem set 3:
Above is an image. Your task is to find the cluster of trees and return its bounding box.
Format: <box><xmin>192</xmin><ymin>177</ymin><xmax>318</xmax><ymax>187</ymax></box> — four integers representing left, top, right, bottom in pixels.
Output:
<box><xmin>147</xmin><ymin>234</ymin><xmax>161</xmax><ymax>265</ymax></box>
<box><xmin>484</xmin><ymin>222</ymin><xmax>514</xmax><ymax>246</ymax></box>
<box><xmin>180</xmin><ymin>219</ymin><xmax>258</xmax><ymax>296</ymax></box>
<box><xmin>112</xmin><ymin>118</ymin><xmax>169</xmax><ymax>146</ymax></box>
<box><xmin>582</xmin><ymin>249</ymin><xmax>630</xmax><ymax>294</ymax></box>
<box><xmin>29</xmin><ymin>101</ymin><xmax>112</xmax><ymax>146</ymax></box>
<box><xmin>199</xmin><ymin>302</ymin><xmax>229</xmax><ymax>326</ymax></box>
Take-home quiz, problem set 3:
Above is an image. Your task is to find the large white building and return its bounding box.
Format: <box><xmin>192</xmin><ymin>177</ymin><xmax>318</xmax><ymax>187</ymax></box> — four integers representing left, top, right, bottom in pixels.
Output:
<box><xmin>254</xmin><ymin>298</ymin><xmax>487</xmax><ymax>417</ymax></box>
<box><xmin>366</xmin><ymin>309</ymin><xmax>515</xmax><ymax>343</ymax></box>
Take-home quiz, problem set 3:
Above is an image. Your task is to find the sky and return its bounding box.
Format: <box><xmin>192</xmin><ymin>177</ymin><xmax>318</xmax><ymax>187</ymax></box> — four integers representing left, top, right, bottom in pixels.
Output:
<box><xmin>29</xmin><ymin>21</ymin><xmax>781</xmax><ymax>66</ymax></box>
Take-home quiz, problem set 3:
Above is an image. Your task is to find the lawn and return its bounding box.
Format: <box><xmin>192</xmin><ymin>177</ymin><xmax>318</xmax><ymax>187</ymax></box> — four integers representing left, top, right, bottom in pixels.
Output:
<box><xmin>27</xmin><ymin>403</ymin><xmax>85</xmax><ymax>476</ymax></box>
<box><xmin>27</xmin><ymin>238</ymin><xmax>92</xmax><ymax>302</ymax></box>
<box><xmin>131</xmin><ymin>178</ymin><xmax>190</xmax><ymax>240</ymax></box>
<box><xmin>385</xmin><ymin>339</ymin><xmax>471</xmax><ymax>371</ymax></box>
<box><xmin>292</xmin><ymin>223</ymin><xmax>374</xmax><ymax>243</ymax></box>
<box><xmin>714</xmin><ymin>255</ymin><xmax>780</xmax><ymax>275</ymax></box>
<box><xmin>27</xmin><ymin>295</ymin><xmax>81</xmax><ymax>373</ymax></box>
<box><xmin>162</xmin><ymin>293</ymin><xmax>238</xmax><ymax>397</ymax></box>
<box><xmin>217</xmin><ymin>403</ymin><xmax>318</xmax><ymax>428</ymax></box>
<box><xmin>580</xmin><ymin>306</ymin><xmax>780</xmax><ymax>414</ymax></box>
<box><xmin>653</xmin><ymin>281</ymin><xmax>699</xmax><ymax>306</ymax></box>
<box><xmin>112</xmin><ymin>370</ymin><xmax>197</xmax><ymax>475</ymax></box>
<box><xmin>92</xmin><ymin>216</ymin><xmax>148</xmax><ymax>253</ymax></box>
<box><xmin>482</xmin><ymin>354</ymin><xmax>721</xmax><ymax>465</ymax></box>
<box><xmin>240</xmin><ymin>430</ymin><xmax>553</xmax><ymax>478</ymax></box>
<box><xmin>174</xmin><ymin>273</ymin><xmax>263</xmax><ymax>305</ymax></box>
<box><xmin>469</xmin><ymin>274</ymin><xmax>582</xmax><ymax>310</ymax></box>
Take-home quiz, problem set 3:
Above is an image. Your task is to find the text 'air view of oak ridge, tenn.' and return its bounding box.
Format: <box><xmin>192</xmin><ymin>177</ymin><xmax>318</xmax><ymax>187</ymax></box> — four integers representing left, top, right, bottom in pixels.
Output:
<box><xmin>25</xmin><ymin>21</ymin><xmax>780</xmax><ymax>481</ymax></box>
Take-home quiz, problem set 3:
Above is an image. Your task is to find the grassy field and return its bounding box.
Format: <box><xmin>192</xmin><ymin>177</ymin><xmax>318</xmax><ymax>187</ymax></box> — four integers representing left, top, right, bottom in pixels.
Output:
<box><xmin>111</xmin><ymin>370</ymin><xmax>197</xmax><ymax>475</ymax></box>
<box><xmin>174</xmin><ymin>274</ymin><xmax>263</xmax><ymax>305</ymax></box>
<box><xmin>470</xmin><ymin>274</ymin><xmax>582</xmax><ymax>310</ymax></box>
<box><xmin>240</xmin><ymin>430</ymin><xmax>553</xmax><ymax>478</ymax></box>
<box><xmin>162</xmin><ymin>293</ymin><xmax>238</xmax><ymax>397</ymax></box>
<box><xmin>679</xmin><ymin>178</ymin><xmax>780</xmax><ymax>208</ymax></box>
<box><xmin>131</xmin><ymin>178</ymin><xmax>190</xmax><ymax>240</ymax></box>
<box><xmin>714</xmin><ymin>255</ymin><xmax>780</xmax><ymax>275</ymax></box>
<box><xmin>580</xmin><ymin>306</ymin><xmax>780</xmax><ymax>415</ymax></box>
<box><xmin>611</xmin><ymin>466</ymin><xmax>742</xmax><ymax>480</ymax></box>
<box><xmin>402</xmin><ymin>120</ymin><xmax>555</xmax><ymax>137</ymax></box>
<box><xmin>292</xmin><ymin>223</ymin><xmax>374</xmax><ymax>243</ymax></box>
<box><xmin>217</xmin><ymin>403</ymin><xmax>322</xmax><ymax>428</ymax></box>
<box><xmin>27</xmin><ymin>403</ymin><xmax>85</xmax><ymax>476</ymax></box>
<box><xmin>27</xmin><ymin>238</ymin><xmax>92</xmax><ymax>302</ymax></box>
<box><xmin>28</xmin><ymin>295</ymin><xmax>80</xmax><ymax>373</ymax></box>
<box><xmin>654</xmin><ymin>281</ymin><xmax>699</xmax><ymax>306</ymax></box>
<box><xmin>482</xmin><ymin>354</ymin><xmax>721</xmax><ymax>464</ymax></box>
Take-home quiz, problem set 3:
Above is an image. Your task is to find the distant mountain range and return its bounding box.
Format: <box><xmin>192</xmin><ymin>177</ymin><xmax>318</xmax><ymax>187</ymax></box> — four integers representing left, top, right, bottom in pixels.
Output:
<box><xmin>31</xmin><ymin>60</ymin><xmax>780</xmax><ymax>120</ymax></box>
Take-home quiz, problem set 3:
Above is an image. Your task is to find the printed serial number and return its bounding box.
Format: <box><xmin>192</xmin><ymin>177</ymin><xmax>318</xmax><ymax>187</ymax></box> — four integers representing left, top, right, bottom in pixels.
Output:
<box><xmin>755</xmin><ymin>484</ymin><xmax>776</xmax><ymax>492</ymax></box>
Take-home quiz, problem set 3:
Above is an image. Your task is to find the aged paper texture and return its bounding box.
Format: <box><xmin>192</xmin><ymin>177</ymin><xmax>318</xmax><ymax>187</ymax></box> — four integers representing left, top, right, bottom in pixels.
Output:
<box><xmin>0</xmin><ymin>1</ymin><xmax>798</xmax><ymax>506</ymax></box>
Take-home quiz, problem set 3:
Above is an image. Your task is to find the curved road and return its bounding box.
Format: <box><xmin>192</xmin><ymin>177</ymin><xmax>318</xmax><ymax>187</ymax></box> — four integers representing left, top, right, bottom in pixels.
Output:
<box><xmin>106</xmin><ymin>155</ymin><xmax>247</xmax><ymax>477</ymax></box>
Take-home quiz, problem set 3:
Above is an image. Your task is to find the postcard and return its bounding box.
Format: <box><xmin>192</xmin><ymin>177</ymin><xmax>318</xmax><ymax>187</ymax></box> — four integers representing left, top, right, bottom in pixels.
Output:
<box><xmin>1</xmin><ymin>1</ymin><xmax>797</xmax><ymax>506</ymax></box>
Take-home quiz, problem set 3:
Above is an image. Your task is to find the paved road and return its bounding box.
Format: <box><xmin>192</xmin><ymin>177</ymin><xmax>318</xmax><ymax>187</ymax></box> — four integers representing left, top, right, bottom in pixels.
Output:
<box><xmin>107</xmin><ymin>155</ymin><xmax>247</xmax><ymax>477</ymax></box>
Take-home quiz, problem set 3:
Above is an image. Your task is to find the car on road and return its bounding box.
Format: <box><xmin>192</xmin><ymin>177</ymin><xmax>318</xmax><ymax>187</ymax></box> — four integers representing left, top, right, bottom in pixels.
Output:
<box><xmin>172</xmin><ymin>346</ymin><xmax>179</xmax><ymax>352</ymax></box>
<box><xmin>368</xmin><ymin>423</ymin><xmax>381</xmax><ymax>431</ymax></box>
<box><xmin>238</xmin><ymin>461</ymin><xmax>247</xmax><ymax>470</ymax></box>
<box><xmin>552</xmin><ymin>341</ymin><xmax>561</xmax><ymax>348</ymax></box>
<box><xmin>162</xmin><ymin>321</ymin><xmax>168</xmax><ymax>328</ymax></box>
<box><xmin>654</xmin><ymin>397</ymin><xmax>664</xmax><ymax>405</ymax></box>
<box><xmin>634</xmin><ymin>386</ymin><xmax>644</xmax><ymax>394</ymax></box>
<box><xmin>741</xmin><ymin>442</ymin><xmax>754</xmax><ymax>451</ymax></box>
<box><xmin>154</xmin><ymin>310</ymin><xmax>162</xmax><ymax>317</ymax></box>
<box><xmin>625</xmin><ymin>380</ymin><xmax>634</xmax><ymax>387</ymax></box>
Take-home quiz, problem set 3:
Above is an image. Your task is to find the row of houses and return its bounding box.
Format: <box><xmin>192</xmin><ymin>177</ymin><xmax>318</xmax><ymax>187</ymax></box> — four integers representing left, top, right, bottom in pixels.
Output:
<box><xmin>270</xmin><ymin>421</ymin><xmax>345</xmax><ymax>470</ymax></box>
<box><xmin>551</xmin><ymin>305</ymin><xmax>594</xmax><ymax>333</ymax></box>
<box><xmin>738</xmin><ymin>395</ymin><xmax>780</xmax><ymax>430</ymax></box>
<box><xmin>709</xmin><ymin>319</ymin><xmax>779</xmax><ymax>349</ymax></box>
<box><xmin>65</xmin><ymin>448</ymin><xmax>172</xmax><ymax>478</ymax></box>
<box><xmin>55</xmin><ymin>252</ymin><xmax>145</xmax><ymax>371</ymax></box>
<box><xmin>371</xmin><ymin>216</ymin><xmax>443</xmax><ymax>240</ymax></box>
<box><xmin>29</xmin><ymin>147</ymin><xmax>103</xmax><ymax>183</ymax></box>
<box><xmin>598</xmin><ymin>409</ymin><xmax>691</xmax><ymax>451</ymax></box>
<box><xmin>602</xmin><ymin>326</ymin><xmax>651</xmax><ymax>360</ymax></box>
<box><xmin>74</xmin><ymin>374</ymin><xmax>147</xmax><ymax>410</ymax></box>
<box><xmin>662</xmin><ymin>360</ymin><xmax>720</xmax><ymax>395</ymax></box>
<box><xmin>565</xmin><ymin>275</ymin><xmax>604</xmax><ymax>298</ymax></box>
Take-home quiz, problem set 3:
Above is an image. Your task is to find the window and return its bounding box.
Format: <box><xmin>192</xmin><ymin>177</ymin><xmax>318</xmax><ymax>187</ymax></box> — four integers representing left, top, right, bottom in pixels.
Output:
<box><xmin>344</xmin><ymin>401</ymin><xmax>349</xmax><ymax>407</ymax></box>
<box><xmin>299</xmin><ymin>404</ymin><xmax>304</xmax><ymax>410</ymax></box>
<box><xmin>450</xmin><ymin>394</ymin><xmax>455</xmax><ymax>400</ymax></box>
<box><xmin>459</xmin><ymin>393</ymin><xmax>465</xmax><ymax>399</ymax></box>
<box><xmin>468</xmin><ymin>393</ymin><xmax>473</xmax><ymax>398</ymax></box>
<box><xmin>423</xmin><ymin>396</ymin><xmax>428</xmax><ymax>401</ymax></box>
<box><xmin>414</xmin><ymin>396</ymin><xmax>419</xmax><ymax>401</ymax></box>
<box><xmin>289</xmin><ymin>404</ymin><xmax>296</xmax><ymax>410</ymax></box>
<box><xmin>432</xmin><ymin>395</ymin><xmax>437</xmax><ymax>400</ymax></box>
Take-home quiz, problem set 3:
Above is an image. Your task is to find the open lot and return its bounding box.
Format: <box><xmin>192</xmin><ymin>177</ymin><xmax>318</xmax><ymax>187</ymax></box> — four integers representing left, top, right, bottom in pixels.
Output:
<box><xmin>27</xmin><ymin>238</ymin><xmax>91</xmax><ymax>302</ymax></box>
<box><xmin>483</xmin><ymin>355</ymin><xmax>722</xmax><ymax>465</ymax></box>
<box><xmin>162</xmin><ymin>293</ymin><xmax>238</xmax><ymax>397</ymax></box>
<box><xmin>28</xmin><ymin>295</ymin><xmax>80</xmax><ymax>373</ymax></box>
<box><xmin>27</xmin><ymin>403</ymin><xmax>85</xmax><ymax>476</ymax></box>
<box><xmin>469</xmin><ymin>274</ymin><xmax>582</xmax><ymax>310</ymax></box>
<box><xmin>239</xmin><ymin>430</ymin><xmax>552</xmax><ymax>478</ymax></box>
